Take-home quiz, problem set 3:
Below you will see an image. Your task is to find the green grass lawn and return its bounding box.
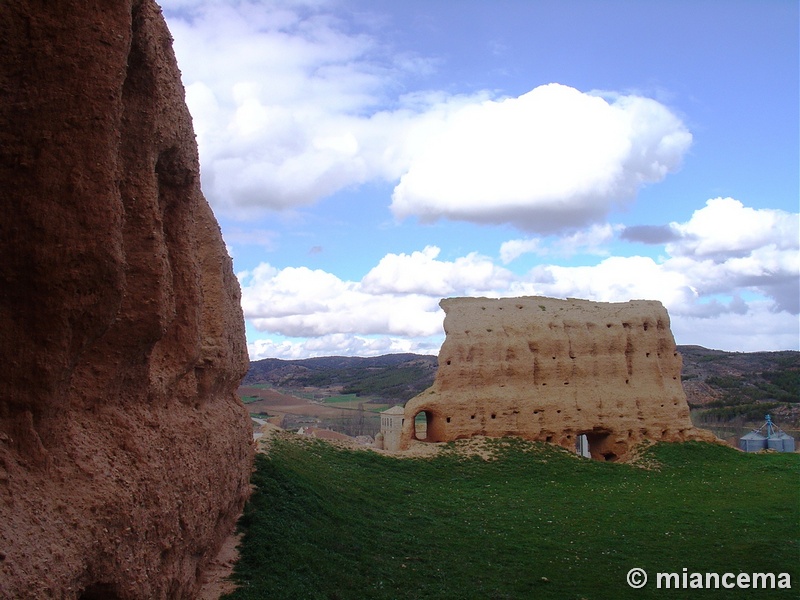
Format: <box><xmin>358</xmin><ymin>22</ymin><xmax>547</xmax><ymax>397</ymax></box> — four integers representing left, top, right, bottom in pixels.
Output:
<box><xmin>321</xmin><ymin>394</ymin><xmax>391</xmax><ymax>413</ymax></box>
<box><xmin>223</xmin><ymin>437</ymin><xmax>799</xmax><ymax>599</ymax></box>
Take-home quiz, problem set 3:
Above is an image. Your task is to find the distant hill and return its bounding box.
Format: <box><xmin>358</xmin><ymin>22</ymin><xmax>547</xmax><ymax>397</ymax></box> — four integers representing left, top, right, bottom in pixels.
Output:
<box><xmin>244</xmin><ymin>346</ymin><xmax>799</xmax><ymax>424</ymax></box>
<box><xmin>678</xmin><ymin>345</ymin><xmax>799</xmax><ymax>427</ymax></box>
<box><xmin>243</xmin><ymin>353</ymin><xmax>438</xmax><ymax>402</ymax></box>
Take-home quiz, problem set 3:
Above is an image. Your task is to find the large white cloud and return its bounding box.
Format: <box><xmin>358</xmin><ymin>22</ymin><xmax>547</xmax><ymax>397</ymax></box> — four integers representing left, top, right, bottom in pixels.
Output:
<box><xmin>667</xmin><ymin>197</ymin><xmax>799</xmax><ymax>258</ymax></box>
<box><xmin>390</xmin><ymin>84</ymin><xmax>692</xmax><ymax>232</ymax></box>
<box><xmin>163</xmin><ymin>0</ymin><xmax>482</xmax><ymax>212</ymax></box>
<box><xmin>361</xmin><ymin>245</ymin><xmax>513</xmax><ymax>296</ymax></box>
<box><xmin>239</xmin><ymin>246</ymin><xmax>515</xmax><ymax>340</ymax></box>
<box><xmin>663</xmin><ymin>198</ymin><xmax>800</xmax><ymax>313</ymax></box>
<box><xmin>163</xmin><ymin>3</ymin><xmax>690</xmax><ymax>232</ymax></box>
<box><xmin>239</xmin><ymin>261</ymin><xmax>445</xmax><ymax>339</ymax></box>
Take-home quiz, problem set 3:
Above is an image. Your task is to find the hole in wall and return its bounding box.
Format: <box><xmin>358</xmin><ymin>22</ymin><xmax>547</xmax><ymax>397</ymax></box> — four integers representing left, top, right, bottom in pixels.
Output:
<box><xmin>581</xmin><ymin>430</ymin><xmax>619</xmax><ymax>462</ymax></box>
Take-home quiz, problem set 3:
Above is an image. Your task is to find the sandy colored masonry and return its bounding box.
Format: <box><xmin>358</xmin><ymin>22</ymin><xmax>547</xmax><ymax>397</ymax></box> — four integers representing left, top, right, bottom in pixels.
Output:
<box><xmin>401</xmin><ymin>296</ymin><xmax>717</xmax><ymax>459</ymax></box>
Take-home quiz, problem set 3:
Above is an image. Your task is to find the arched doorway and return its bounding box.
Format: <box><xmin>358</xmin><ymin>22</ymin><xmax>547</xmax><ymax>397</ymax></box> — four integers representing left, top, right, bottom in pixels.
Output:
<box><xmin>577</xmin><ymin>429</ymin><xmax>619</xmax><ymax>462</ymax></box>
<box><xmin>413</xmin><ymin>409</ymin><xmax>446</xmax><ymax>442</ymax></box>
<box><xmin>413</xmin><ymin>410</ymin><xmax>430</xmax><ymax>440</ymax></box>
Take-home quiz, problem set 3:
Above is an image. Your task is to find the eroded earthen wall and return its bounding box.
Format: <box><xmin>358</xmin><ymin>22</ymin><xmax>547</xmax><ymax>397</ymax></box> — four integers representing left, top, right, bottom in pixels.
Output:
<box><xmin>0</xmin><ymin>2</ymin><xmax>252</xmax><ymax>598</ymax></box>
<box><xmin>401</xmin><ymin>297</ymin><xmax>716</xmax><ymax>459</ymax></box>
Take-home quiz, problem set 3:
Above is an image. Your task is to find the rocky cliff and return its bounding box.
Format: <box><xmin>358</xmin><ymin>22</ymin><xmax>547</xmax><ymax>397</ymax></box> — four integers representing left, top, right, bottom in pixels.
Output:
<box><xmin>401</xmin><ymin>297</ymin><xmax>717</xmax><ymax>459</ymax></box>
<box><xmin>0</xmin><ymin>1</ymin><xmax>252</xmax><ymax>598</ymax></box>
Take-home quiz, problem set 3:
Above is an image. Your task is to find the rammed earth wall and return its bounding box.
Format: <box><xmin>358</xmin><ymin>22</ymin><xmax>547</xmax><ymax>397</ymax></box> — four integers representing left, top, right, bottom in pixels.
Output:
<box><xmin>401</xmin><ymin>296</ymin><xmax>717</xmax><ymax>459</ymax></box>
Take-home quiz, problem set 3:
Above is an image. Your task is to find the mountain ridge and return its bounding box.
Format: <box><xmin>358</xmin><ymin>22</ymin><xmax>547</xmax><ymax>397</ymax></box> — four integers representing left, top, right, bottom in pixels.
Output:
<box><xmin>244</xmin><ymin>346</ymin><xmax>799</xmax><ymax>425</ymax></box>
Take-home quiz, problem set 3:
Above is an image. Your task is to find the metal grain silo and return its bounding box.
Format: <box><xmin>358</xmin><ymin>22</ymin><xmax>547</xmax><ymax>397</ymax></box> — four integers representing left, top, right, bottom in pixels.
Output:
<box><xmin>739</xmin><ymin>431</ymin><xmax>767</xmax><ymax>452</ymax></box>
<box><xmin>767</xmin><ymin>431</ymin><xmax>796</xmax><ymax>453</ymax></box>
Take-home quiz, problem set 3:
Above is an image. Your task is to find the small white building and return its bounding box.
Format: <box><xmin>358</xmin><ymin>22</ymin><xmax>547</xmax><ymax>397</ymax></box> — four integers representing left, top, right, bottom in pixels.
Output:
<box><xmin>379</xmin><ymin>405</ymin><xmax>405</xmax><ymax>452</ymax></box>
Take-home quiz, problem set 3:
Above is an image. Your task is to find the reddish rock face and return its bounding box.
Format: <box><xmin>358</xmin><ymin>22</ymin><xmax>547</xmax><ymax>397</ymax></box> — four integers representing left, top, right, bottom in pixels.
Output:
<box><xmin>401</xmin><ymin>296</ymin><xmax>717</xmax><ymax>459</ymax></box>
<box><xmin>0</xmin><ymin>1</ymin><xmax>252</xmax><ymax>598</ymax></box>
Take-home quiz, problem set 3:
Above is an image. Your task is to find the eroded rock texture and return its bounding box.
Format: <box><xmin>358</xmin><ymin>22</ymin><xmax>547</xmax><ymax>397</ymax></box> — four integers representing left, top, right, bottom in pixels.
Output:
<box><xmin>0</xmin><ymin>1</ymin><xmax>252</xmax><ymax>598</ymax></box>
<box><xmin>401</xmin><ymin>297</ymin><xmax>716</xmax><ymax>459</ymax></box>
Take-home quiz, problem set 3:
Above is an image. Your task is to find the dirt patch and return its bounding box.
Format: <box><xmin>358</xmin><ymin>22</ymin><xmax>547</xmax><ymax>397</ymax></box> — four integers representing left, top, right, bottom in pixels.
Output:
<box><xmin>240</xmin><ymin>387</ymin><xmax>354</xmax><ymax>419</ymax></box>
<box><xmin>196</xmin><ymin>532</ymin><xmax>242</xmax><ymax>600</ymax></box>
<box><xmin>252</xmin><ymin>426</ymin><xmax>499</xmax><ymax>461</ymax></box>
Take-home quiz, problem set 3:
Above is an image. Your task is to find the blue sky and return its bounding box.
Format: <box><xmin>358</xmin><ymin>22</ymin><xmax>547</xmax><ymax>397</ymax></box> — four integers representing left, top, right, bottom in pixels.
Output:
<box><xmin>161</xmin><ymin>0</ymin><xmax>799</xmax><ymax>359</ymax></box>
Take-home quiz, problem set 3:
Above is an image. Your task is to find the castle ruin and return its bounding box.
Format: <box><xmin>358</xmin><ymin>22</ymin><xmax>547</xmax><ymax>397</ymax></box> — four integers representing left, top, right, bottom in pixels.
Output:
<box><xmin>400</xmin><ymin>296</ymin><xmax>717</xmax><ymax>460</ymax></box>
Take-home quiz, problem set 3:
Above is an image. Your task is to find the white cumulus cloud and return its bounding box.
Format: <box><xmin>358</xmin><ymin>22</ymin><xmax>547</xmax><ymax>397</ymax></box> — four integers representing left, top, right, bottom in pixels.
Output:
<box><xmin>239</xmin><ymin>262</ymin><xmax>446</xmax><ymax>339</ymax></box>
<box><xmin>163</xmin><ymin>5</ymin><xmax>690</xmax><ymax>233</ymax></box>
<box><xmin>500</xmin><ymin>223</ymin><xmax>620</xmax><ymax>263</ymax></box>
<box><xmin>361</xmin><ymin>245</ymin><xmax>512</xmax><ymax>296</ymax></box>
<box><xmin>667</xmin><ymin>197</ymin><xmax>799</xmax><ymax>258</ymax></box>
<box><xmin>664</xmin><ymin>198</ymin><xmax>800</xmax><ymax>313</ymax></box>
<box><xmin>239</xmin><ymin>198</ymin><xmax>797</xmax><ymax>357</ymax></box>
<box><xmin>390</xmin><ymin>84</ymin><xmax>692</xmax><ymax>232</ymax></box>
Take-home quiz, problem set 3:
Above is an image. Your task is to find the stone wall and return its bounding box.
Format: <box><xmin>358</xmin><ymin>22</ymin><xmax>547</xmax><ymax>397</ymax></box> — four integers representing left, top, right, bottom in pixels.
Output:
<box><xmin>401</xmin><ymin>296</ymin><xmax>717</xmax><ymax>459</ymax></box>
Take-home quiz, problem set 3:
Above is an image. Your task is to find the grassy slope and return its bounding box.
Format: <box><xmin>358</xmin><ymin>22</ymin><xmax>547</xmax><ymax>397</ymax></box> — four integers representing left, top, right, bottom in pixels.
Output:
<box><xmin>225</xmin><ymin>438</ymin><xmax>798</xmax><ymax>600</ymax></box>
